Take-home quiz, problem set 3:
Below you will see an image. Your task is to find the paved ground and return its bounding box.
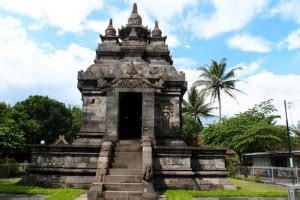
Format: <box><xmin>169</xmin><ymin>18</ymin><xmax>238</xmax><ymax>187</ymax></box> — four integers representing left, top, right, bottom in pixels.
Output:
<box><xmin>0</xmin><ymin>194</ymin><xmax>46</xmax><ymax>200</ymax></box>
<box><xmin>194</xmin><ymin>198</ymin><xmax>287</xmax><ymax>200</ymax></box>
<box><xmin>260</xmin><ymin>177</ymin><xmax>299</xmax><ymax>186</ymax></box>
<box><xmin>74</xmin><ymin>194</ymin><xmax>87</xmax><ymax>200</ymax></box>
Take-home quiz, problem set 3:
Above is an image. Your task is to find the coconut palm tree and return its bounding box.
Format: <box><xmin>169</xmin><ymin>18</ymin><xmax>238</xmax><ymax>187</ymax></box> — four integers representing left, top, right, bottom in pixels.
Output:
<box><xmin>291</xmin><ymin>121</ymin><xmax>300</xmax><ymax>139</ymax></box>
<box><xmin>183</xmin><ymin>85</ymin><xmax>215</xmax><ymax>126</ymax></box>
<box><xmin>194</xmin><ymin>58</ymin><xmax>243</xmax><ymax>121</ymax></box>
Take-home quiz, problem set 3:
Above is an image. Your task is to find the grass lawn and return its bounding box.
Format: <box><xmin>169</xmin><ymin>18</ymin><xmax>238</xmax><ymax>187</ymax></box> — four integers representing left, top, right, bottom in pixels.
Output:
<box><xmin>164</xmin><ymin>178</ymin><xmax>288</xmax><ymax>200</ymax></box>
<box><xmin>0</xmin><ymin>178</ymin><xmax>86</xmax><ymax>200</ymax></box>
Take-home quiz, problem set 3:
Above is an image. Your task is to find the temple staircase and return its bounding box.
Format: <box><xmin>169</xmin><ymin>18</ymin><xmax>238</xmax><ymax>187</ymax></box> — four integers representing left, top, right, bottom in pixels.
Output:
<box><xmin>103</xmin><ymin>140</ymin><xmax>143</xmax><ymax>200</ymax></box>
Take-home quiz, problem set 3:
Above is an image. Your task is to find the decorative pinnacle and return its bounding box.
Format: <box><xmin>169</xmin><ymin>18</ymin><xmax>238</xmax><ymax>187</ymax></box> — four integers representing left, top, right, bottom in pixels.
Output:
<box><xmin>154</xmin><ymin>20</ymin><xmax>159</xmax><ymax>28</ymax></box>
<box><xmin>105</xmin><ymin>18</ymin><xmax>116</xmax><ymax>37</ymax></box>
<box><xmin>152</xmin><ymin>20</ymin><xmax>162</xmax><ymax>37</ymax></box>
<box><xmin>132</xmin><ymin>3</ymin><xmax>138</xmax><ymax>14</ymax></box>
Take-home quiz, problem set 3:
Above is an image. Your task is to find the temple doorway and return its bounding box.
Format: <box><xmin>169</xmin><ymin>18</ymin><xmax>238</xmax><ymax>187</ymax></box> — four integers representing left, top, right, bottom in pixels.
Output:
<box><xmin>119</xmin><ymin>92</ymin><xmax>142</xmax><ymax>139</ymax></box>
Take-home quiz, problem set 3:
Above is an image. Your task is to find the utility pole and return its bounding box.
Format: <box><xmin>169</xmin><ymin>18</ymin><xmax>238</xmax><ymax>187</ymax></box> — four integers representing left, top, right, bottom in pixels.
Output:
<box><xmin>284</xmin><ymin>100</ymin><xmax>295</xmax><ymax>184</ymax></box>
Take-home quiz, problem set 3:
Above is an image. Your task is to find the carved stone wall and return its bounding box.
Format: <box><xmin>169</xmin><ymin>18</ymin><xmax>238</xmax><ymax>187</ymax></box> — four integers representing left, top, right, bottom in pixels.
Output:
<box><xmin>155</xmin><ymin>96</ymin><xmax>180</xmax><ymax>134</ymax></box>
<box><xmin>81</xmin><ymin>96</ymin><xmax>106</xmax><ymax>133</ymax></box>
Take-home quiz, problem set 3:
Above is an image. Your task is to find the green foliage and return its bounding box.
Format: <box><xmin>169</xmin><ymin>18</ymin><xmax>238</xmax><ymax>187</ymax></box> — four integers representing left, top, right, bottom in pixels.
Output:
<box><xmin>0</xmin><ymin>97</ymin><xmax>82</xmax><ymax>157</ymax></box>
<box><xmin>10</xmin><ymin>96</ymin><xmax>74</xmax><ymax>144</ymax></box>
<box><xmin>194</xmin><ymin>58</ymin><xmax>243</xmax><ymax>121</ymax></box>
<box><xmin>0</xmin><ymin>178</ymin><xmax>85</xmax><ymax>200</ymax></box>
<box><xmin>226</xmin><ymin>155</ymin><xmax>240</xmax><ymax>177</ymax></box>
<box><xmin>0</xmin><ymin>102</ymin><xmax>10</xmax><ymax>124</ymax></box>
<box><xmin>164</xmin><ymin>178</ymin><xmax>287</xmax><ymax>200</ymax></box>
<box><xmin>201</xmin><ymin>99</ymin><xmax>288</xmax><ymax>164</ymax></box>
<box><xmin>182</xmin><ymin>114</ymin><xmax>202</xmax><ymax>145</ymax></box>
<box><xmin>0</xmin><ymin>119</ymin><xmax>25</xmax><ymax>156</ymax></box>
<box><xmin>69</xmin><ymin>106</ymin><xmax>82</xmax><ymax>141</ymax></box>
<box><xmin>291</xmin><ymin>121</ymin><xmax>300</xmax><ymax>139</ymax></box>
<box><xmin>182</xmin><ymin>86</ymin><xmax>215</xmax><ymax>126</ymax></box>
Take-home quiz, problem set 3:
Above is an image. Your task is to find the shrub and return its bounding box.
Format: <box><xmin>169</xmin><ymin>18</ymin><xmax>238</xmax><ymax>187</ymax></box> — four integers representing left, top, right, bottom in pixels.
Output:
<box><xmin>182</xmin><ymin>114</ymin><xmax>202</xmax><ymax>145</ymax></box>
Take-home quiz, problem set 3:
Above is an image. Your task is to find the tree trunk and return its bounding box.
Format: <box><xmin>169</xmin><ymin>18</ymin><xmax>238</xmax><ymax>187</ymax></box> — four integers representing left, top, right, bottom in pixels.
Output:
<box><xmin>238</xmin><ymin>153</ymin><xmax>248</xmax><ymax>178</ymax></box>
<box><xmin>217</xmin><ymin>88</ymin><xmax>221</xmax><ymax>122</ymax></box>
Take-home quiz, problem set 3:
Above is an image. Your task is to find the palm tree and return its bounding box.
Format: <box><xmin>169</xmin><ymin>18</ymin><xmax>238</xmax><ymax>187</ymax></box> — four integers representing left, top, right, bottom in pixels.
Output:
<box><xmin>291</xmin><ymin>121</ymin><xmax>300</xmax><ymax>139</ymax></box>
<box><xmin>194</xmin><ymin>58</ymin><xmax>243</xmax><ymax>121</ymax></box>
<box><xmin>183</xmin><ymin>86</ymin><xmax>215</xmax><ymax>126</ymax></box>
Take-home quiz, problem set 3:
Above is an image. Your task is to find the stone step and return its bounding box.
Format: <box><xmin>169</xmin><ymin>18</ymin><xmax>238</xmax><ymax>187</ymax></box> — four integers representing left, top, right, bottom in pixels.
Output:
<box><xmin>112</xmin><ymin>162</ymin><xmax>128</xmax><ymax>168</ymax></box>
<box><xmin>117</xmin><ymin>140</ymin><xmax>141</xmax><ymax>144</ymax></box>
<box><xmin>115</xmin><ymin>143</ymin><xmax>141</xmax><ymax>148</ymax></box>
<box><xmin>112</xmin><ymin>162</ymin><xmax>142</xmax><ymax>169</ymax></box>
<box><xmin>113</xmin><ymin>158</ymin><xmax>142</xmax><ymax>167</ymax></box>
<box><xmin>109</xmin><ymin>169</ymin><xmax>142</xmax><ymax>175</ymax></box>
<box><xmin>115</xmin><ymin>146</ymin><xmax>141</xmax><ymax>152</ymax></box>
<box><xmin>104</xmin><ymin>183</ymin><xmax>143</xmax><ymax>191</ymax></box>
<box><xmin>114</xmin><ymin>152</ymin><xmax>142</xmax><ymax>158</ymax></box>
<box><xmin>105</xmin><ymin>175</ymin><xmax>142</xmax><ymax>183</ymax></box>
<box><xmin>104</xmin><ymin>191</ymin><xmax>142</xmax><ymax>200</ymax></box>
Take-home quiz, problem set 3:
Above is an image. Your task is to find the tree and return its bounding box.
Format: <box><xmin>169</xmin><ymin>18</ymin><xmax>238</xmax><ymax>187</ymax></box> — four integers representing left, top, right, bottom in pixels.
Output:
<box><xmin>69</xmin><ymin>105</ymin><xmax>82</xmax><ymax>141</ymax></box>
<box><xmin>10</xmin><ymin>95</ymin><xmax>73</xmax><ymax>144</ymax></box>
<box><xmin>290</xmin><ymin>121</ymin><xmax>300</xmax><ymax>139</ymax></box>
<box><xmin>182</xmin><ymin>114</ymin><xmax>202</xmax><ymax>145</ymax></box>
<box><xmin>0</xmin><ymin>102</ymin><xmax>10</xmax><ymax>124</ymax></box>
<box><xmin>0</xmin><ymin>119</ymin><xmax>25</xmax><ymax>157</ymax></box>
<box><xmin>194</xmin><ymin>58</ymin><xmax>242</xmax><ymax>121</ymax></box>
<box><xmin>182</xmin><ymin>86</ymin><xmax>215</xmax><ymax>126</ymax></box>
<box><xmin>201</xmin><ymin>100</ymin><xmax>289</xmax><ymax>165</ymax></box>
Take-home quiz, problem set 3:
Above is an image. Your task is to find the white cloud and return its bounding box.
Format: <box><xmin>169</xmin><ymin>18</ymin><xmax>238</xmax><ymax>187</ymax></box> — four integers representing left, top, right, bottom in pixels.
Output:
<box><xmin>117</xmin><ymin>0</ymin><xmax>197</xmax><ymax>47</ymax></box>
<box><xmin>234</xmin><ymin>59</ymin><xmax>263</xmax><ymax>78</ymax></box>
<box><xmin>0</xmin><ymin>0</ymin><xmax>104</xmax><ymax>32</ymax></box>
<box><xmin>125</xmin><ymin>0</ymin><xmax>197</xmax><ymax>20</ymax></box>
<box><xmin>0</xmin><ymin>16</ymin><xmax>94</xmax><ymax>104</ymax></box>
<box><xmin>270</xmin><ymin>0</ymin><xmax>300</xmax><ymax>24</ymax></box>
<box><xmin>185</xmin><ymin>0</ymin><xmax>268</xmax><ymax>39</ymax></box>
<box><xmin>278</xmin><ymin>28</ymin><xmax>300</xmax><ymax>50</ymax></box>
<box><xmin>174</xmin><ymin>57</ymin><xmax>198</xmax><ymax>68</ymax></box>
<box><xmin>182</xmin><ymin>66</ymin><xmax>300</xmax><ymax>125</ymax></box>
<box><xmin>226</xmin><ymin>33</ymin><xmax>272</xmax><ymax>53</ymax></box>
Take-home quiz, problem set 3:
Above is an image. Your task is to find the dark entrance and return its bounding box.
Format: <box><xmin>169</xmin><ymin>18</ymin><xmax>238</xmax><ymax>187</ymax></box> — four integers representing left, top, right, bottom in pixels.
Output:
<box><xmin>119</xmin><ymin>92</ymin><xmax>142</xmax><ymax>139</ymax></box>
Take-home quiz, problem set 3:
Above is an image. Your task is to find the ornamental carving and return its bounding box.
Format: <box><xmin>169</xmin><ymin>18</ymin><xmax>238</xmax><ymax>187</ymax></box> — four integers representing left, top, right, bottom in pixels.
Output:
<box><xmin>101</xmin><ymin>74</ymin><xmax>163</xmax><ymax>89</ymax></box>
<box><xmin>155</xmin><ymin>97</ymin><xmax>176</xmax><ymax>132</ymax></box>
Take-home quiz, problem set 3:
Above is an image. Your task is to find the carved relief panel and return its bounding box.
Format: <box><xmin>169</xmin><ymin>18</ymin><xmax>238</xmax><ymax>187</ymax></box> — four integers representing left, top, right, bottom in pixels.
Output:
<box><xmin>155</xmin><ymin>96</ymin><xmax>180</xmax><ymax>133</ymax></box>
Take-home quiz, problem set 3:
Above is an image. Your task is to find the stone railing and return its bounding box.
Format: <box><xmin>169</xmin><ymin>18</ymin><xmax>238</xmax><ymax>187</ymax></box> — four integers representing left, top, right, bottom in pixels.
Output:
<box><xmin>142</xmin><ymin>138</ymin><xmax>157</xmax><ymax>199</ymax></box>
<box><xmin>87</xmin><ymin>140</ymin><xmax>113</xmax><ymax>200</ymax></box>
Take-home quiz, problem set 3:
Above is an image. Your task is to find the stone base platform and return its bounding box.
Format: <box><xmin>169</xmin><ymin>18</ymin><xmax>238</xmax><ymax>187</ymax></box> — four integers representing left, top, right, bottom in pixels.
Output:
<box><xmin>20</xmin><ymin>143</ymin><xmax>101</xmax><ymax>188</ymax></box>
<box><xmin>153</xmin><ymin>146</ymin><xmax>235</xmax><ymax>191</ymax></box>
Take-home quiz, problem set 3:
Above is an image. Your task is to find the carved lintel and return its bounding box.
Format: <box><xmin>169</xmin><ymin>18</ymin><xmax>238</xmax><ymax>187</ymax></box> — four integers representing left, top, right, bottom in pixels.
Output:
<box><xmin>101</xmin><ymin>74</ymin><xmax>163</xmax><ymax>89</ymax></box>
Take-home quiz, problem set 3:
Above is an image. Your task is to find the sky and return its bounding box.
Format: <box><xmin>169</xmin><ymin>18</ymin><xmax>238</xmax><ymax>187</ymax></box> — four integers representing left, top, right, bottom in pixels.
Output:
<box><xmin>0</xmin><ymin>0</ymin><xmax>300</xmax><ymax>125</ymax></box>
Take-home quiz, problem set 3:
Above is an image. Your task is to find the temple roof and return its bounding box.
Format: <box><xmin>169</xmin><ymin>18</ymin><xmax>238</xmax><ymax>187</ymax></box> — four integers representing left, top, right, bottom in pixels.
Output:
<box><xmin>78</xmin><ymin>3</ymin><xmax>186</xmax><ymax>93</ymax></box>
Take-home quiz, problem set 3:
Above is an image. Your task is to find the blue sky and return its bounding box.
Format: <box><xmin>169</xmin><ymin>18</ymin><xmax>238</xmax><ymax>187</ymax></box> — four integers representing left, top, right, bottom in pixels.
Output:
<box><xmin>0</xmin><ymin>0</ymin><xmax>300</xmax><ymax>124</ymax></box>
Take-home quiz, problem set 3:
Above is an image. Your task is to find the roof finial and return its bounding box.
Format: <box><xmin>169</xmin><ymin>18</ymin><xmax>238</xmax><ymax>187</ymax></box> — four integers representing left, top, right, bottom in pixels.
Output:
<box><xmin>155</xmin><ymin>20</ymin><xmax>159</xmax><ymax>28</ymax></box>
<box><xmin>105</xmin><ymin>18</ymin><xmax>116</xmax><ymax>37</ymax></box>
<box><xmin>152</xmin><ymin>20</ymin><xmax>162</xmax><ymax>37</ymax></box>
<box><xmin>128</xmin><ymin>3</ymin><xmax>142</xmax><ymax>26</ymax></box>
<box><xmin>132</xmin><ymin>3</ymin><xmax>138</xmax><ymax>14</ymax></box>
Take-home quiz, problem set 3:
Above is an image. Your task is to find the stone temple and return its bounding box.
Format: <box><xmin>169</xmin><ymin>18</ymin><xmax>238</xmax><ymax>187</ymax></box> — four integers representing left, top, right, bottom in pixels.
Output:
<box><xmin>21</xmin><ymin>3</ymin><xmax>233</xmax><ymax>199</ymax></box>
